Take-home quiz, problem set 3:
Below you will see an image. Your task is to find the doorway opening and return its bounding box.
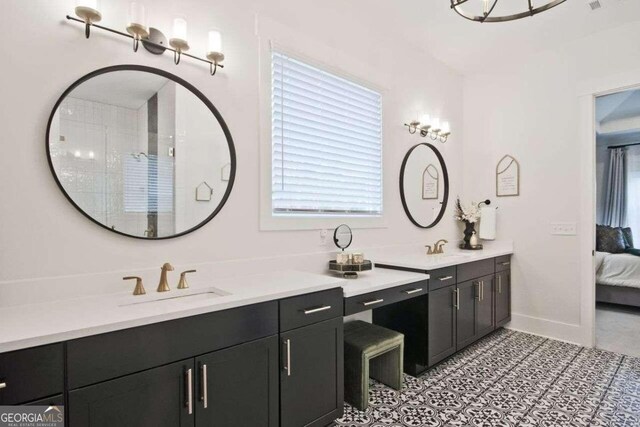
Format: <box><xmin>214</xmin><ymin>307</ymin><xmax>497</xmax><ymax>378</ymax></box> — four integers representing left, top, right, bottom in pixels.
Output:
<box><xmin>594</xmin><ymin>87</ymin><xmax>640</xmax><ymax>357</ymax></box>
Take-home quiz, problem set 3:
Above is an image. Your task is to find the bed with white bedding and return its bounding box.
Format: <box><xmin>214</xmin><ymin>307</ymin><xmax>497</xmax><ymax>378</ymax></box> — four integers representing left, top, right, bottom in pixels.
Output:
<box><xmin>596</xmin><ymin>251</ymin><xmax>640</xmax><ymax>307</ymax></box>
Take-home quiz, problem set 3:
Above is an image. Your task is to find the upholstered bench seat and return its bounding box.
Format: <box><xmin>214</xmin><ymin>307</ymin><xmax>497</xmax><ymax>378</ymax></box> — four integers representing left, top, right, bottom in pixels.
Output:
<box><xmin>344</xmin><ymin>320</ymin><xmax>404</xmax><ymax>411</ymax></box>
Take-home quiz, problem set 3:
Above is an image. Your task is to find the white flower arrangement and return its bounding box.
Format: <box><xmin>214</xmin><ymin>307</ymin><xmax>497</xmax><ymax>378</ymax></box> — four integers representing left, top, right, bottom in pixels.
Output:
<box><xmin>454</xmin><ymin>197</ymin><xmax>481</xmax><ymax>224</ymax></box>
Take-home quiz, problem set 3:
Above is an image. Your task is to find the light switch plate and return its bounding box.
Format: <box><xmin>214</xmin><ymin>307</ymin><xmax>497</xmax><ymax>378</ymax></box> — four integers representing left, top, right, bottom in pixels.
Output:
<box><xmin>551</xmin><ymin>222</ymin><xmax>577</xmax><ymax>236</ymax></box>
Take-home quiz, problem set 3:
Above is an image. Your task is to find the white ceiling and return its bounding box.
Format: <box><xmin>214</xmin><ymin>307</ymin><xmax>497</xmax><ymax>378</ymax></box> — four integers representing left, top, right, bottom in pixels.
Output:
<box><xmin>271</xmin><ymin>0</ymin><xmax>640</xmax><ymax>75</ymax></box>
<box><xmin>596</xmin><ymin>88</ymin><xmax>640</xmax><ymax>146</ymax></box>
<box><xmin>71</xmin><ymin>72</ymin><xmax>169</xmax><ymax>109</ymax></box>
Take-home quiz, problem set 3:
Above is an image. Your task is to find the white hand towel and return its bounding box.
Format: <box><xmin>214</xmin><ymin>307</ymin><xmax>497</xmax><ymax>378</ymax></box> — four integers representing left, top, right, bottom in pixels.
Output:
<box><xmin>480</xmin><ymin>207</ymin><xmax>497</xmax><ymax>240</ymax></box>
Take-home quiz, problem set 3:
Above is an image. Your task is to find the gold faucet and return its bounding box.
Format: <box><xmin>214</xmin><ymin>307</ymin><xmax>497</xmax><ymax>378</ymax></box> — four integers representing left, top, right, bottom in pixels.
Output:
<box><xmin>426</xmin><ymin>239</ymin><xmax>449</xmax><ymax>255</ymax></box>
<box><xmin>157</xmin><ymin>263</ymin><xmax>174</xmax><ymax>292</ymax></box>
<box><xmin>123</xmin><ymin>276</ymin><xmax>146</xmax><ymax>296</ymax></box>
<box><xmin>434</xmin><ymin>239</ymin><xmax>448</xmax><ymax>254</ymax></box>
<box><xmin>177</xmin><ymin>270</ymin><xmax>197</xmax><ymax>290</ymax></box>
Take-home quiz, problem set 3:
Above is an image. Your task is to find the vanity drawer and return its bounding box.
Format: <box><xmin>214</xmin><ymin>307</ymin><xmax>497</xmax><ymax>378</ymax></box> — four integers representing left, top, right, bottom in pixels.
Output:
<box><xmin>0</xmin><ymin>343</ymin><xmax>64</xmax><ymax>405</ymax></box>
<box><xmin>457</xmin><ymin>259</ymin><xmax>495</xmax><ymax>283</ymax></box>
<box><xmin>495</xmin><ymin>255</ymin><xmax>512</xmax><ymax>272</ymax></box>
<box><xmin>67</xmin><ymin>301</ymin><xmax>278</xmax><ymax>389</ymax></box>
<box><xmin>428</xmin><ymin>267</ymin><xmax>457</xmax><ymax>291</ymax></box>
<box><xmin>344</xmin><ymin>280</ymin><xmax>428</xmax><ymax>316</ymax></box>
<box><xmin>279</xmin><ymin>288</ymin><xmax>343</xmax><ymax>332</ymax></box>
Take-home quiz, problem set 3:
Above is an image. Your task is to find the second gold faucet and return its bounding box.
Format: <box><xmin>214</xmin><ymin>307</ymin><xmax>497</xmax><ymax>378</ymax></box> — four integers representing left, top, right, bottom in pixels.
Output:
<box><xmin>157</xmin><ymin>262</ymin><xmax>174</xmax><ymax>292</ymax></box>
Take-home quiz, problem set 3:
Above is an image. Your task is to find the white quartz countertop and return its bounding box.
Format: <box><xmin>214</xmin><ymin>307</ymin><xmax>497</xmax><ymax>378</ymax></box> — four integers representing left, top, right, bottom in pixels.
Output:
<box><xmin>373</xmin><ymin>243</ymin><xmax>513</xmax><ymax>271</ymax></box>
<box><xmin>0</xmin><ymin>243</ymin><xmax>513</xmax><ymax>353</ymax></box>
<box><xmin>337</xmin><ymin>268</ymin><xmax>429</xmax><ymax>298</ymax></box>
<box><xmin>0</xmin><ymin>270</ymin><xmax>346</xmax><ymax>353</ymax></box>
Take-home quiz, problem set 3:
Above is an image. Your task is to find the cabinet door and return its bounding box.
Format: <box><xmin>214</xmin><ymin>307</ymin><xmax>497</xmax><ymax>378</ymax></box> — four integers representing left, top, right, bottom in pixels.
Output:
<box><xmin>280</xmin><ymin>317</ymin><xmax>343</xmax><ymax>427</ymax></box>
<box><xmin>456</xmin><ymin>280</ymin><xmax>478</xmax><ymax>350</ymax></box>
<box><xmin>495</xmin><ymin>271</ymin><xmax>511</xmax><ymax>327</ymax></box>
<box><xmin>476</xmin><ymin>275</ymin><xmax>495</xmax><ymax>340</ymax></box>
<box><xmin>69</xmin><ymin>359</ymin><xmax>194</xmax><ymax>427</ymax></box>
<box><xmin>428</xmin><ymin>285</ymin><xmax>457</xmax><ymax>367</ymax></box>
<box><xmin>195</xmin><ymin>336</ymin><xmax>278</xmax><ymax>427</ymax></box>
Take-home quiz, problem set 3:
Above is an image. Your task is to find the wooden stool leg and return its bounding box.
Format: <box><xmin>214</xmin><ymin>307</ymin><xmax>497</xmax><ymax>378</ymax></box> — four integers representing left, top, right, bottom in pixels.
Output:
<box><xmin>369</xmin><ymin>343</ymin><xmax>404</xmax><ymax>391</ymax></box>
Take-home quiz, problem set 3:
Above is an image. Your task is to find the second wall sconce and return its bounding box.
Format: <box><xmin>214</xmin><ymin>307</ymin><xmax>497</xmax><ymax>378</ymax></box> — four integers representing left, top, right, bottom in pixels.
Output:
<box><xmin>405</xmin><ymin>114</ymin><xmax>451</xmax><ymax>143</ymax></box>
<box><xmin>70</xmin><ymin>0</ymin><xmax>226</xmax><ymax>76</ymax></box>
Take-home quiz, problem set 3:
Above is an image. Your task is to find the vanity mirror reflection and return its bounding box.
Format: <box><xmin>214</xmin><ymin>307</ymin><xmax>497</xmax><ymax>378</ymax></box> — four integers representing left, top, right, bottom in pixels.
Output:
<box><xmin>46</xmin><ymin>65</ymin><xmax>235</xmax><ymax>239</ymax></box>
<box><xmin>400</xmin><ymin>143</ymin><xmax>449</xmax><ymax>228</ymax></box>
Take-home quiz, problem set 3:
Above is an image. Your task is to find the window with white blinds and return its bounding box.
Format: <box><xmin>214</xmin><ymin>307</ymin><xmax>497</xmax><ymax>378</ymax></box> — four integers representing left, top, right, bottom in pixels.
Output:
<box><xmin>271</xmin><ymin>50</ymin><xmax>383</xmax><ymax>216</ymax></box>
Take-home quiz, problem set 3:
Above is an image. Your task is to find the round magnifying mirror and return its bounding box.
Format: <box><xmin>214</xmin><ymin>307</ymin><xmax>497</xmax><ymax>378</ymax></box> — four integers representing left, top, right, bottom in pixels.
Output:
<box><xmin>400</xmin><ymin>143</ymin><xmax>449</xmax><ymax>228</ymax></box>
<box><xmin>46</xmin><ymin>65</ymin><xmax>236</xmax><ymax>239</ymax></box>
<box><xmin>333</xmin><ymin>224</ymin><xmax>353</xmax><ymax>250</ymax></box>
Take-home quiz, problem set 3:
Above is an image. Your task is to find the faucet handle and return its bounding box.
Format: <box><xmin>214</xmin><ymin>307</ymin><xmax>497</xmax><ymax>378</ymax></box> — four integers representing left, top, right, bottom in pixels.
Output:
<box><xmin>178</xmin><ymin>270</ymin><xmax>197</xmax><ymax>290</ymax></box>
<box><xmin>123</xmin><ymin>276</ymin><xmax>146</xmax><ymax>296</ymax></box>
<box><xmin>425</xmin><ymin>245</ymin><xmax>434</xmax><ymax>255</ymax></box>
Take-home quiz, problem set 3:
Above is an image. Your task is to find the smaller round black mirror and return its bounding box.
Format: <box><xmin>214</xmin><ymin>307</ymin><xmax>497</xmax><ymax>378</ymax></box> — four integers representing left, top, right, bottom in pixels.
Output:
<box><xmin>400</xmin><ymin>142</ymin><xmax>450</xmax><ymax>229</ymax></box>
<box><xmin>333</xmin><ymin>224</ymin><xmax>353</xmax><ymax>251</ymax></box>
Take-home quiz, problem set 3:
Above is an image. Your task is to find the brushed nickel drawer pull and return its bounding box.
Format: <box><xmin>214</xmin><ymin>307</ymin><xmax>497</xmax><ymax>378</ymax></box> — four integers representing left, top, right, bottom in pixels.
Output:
<box><xmin>475</xmin><ymin>282</ymin><xmax>481</xmax><ymax>300</ymax></box>
<box><xmin>500</xmin><ymin>262</ymin><xmax>511</xmax><ymax>266</ymax></box>
<box><xmin>453</xmin><ymin>289</ymin><xmax>459</xmax><ymax>310</ymax></box>
<box><xmin>438</xmin><ymin>276</ymin><xmax>454</xmax><ymax>282</ymax></box>
<box><xmin>404</xmin><ymin>288</ymin><xmax>423</xmax><ymax>295</ymax></box>
<box><xmin>0</xmin><ymin>382</ymin><xmax>5</xmax><ymax>389</ymax></box>
<box><xmin>498</xmin><ymin>276</ymin><xmax>502</xmax><ymax>294</ymax></box>
<box><xmin>481</xmin><ymin>281</ymin><xmax>484</xmax><ymax>301</ymax></box>
<box><xmin>303</xmin><ymin>305</ymin><xmax>332</xmax><ymax>315</ymax></box>
<box><xmin>362</xmin><ymin>298</ymin><xmax>384</xmax><ymax>306</ymax></box>
<box><xmin>185</xmin><ymin>368</ymin><xmax>193</xmax><ymax>415</ymax></box>
<box><xmin>284</xmin><ymin>339</ymin><xmax>292</xmax><ymax>377</ymax></box>
<box><xmin>200</xmin><ymin>363</ymin><xmax>208</xmax><ymax>409</ymax></box>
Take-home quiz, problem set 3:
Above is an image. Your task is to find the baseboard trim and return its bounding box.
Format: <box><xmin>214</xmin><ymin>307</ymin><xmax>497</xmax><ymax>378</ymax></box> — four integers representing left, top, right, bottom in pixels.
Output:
<box><xmin>507</xmin><ymin>313</ymin><xmax>590</xmax><ymax>347</ymax></box>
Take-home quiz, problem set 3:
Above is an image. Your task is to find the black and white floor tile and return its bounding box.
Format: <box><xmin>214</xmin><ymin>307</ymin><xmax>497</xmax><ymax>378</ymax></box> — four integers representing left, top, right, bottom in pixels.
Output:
<box><xmin>332</xmin><ymin>330</ymin><xmax>640</xmax><ymax>426</ymax></box>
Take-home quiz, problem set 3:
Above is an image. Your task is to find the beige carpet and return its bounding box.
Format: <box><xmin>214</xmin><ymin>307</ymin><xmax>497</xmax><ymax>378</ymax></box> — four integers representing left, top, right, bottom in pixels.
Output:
<box><xmin>596</xmin><ymin>302</ymin><xmax>640</xmax><ymax>357</ymax></box>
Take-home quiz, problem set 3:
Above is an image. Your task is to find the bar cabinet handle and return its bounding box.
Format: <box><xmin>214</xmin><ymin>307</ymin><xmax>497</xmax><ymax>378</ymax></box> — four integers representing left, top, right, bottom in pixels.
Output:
<box><xmin>362</xmin><ymin>299</ymin><xmax>384</xmax><ymax>306</ymax></box>
<box><xmin>303</xmin><ymin>305</ymin><xmax>332</xmax><ymax>315</ymax></box>
<box><xmin>185</xmin><ymin>368</ymin><xmax>193</xmax><ymax>415</ymax></box>
<box><xmin>200</xmin><ymin>363</ymin><xmax>208</xmax><ymax>409</ymax></box>
<box><xmin>404</xmin><ymin>288</ymin><xmax>423</xmax><ymax>295</ymax></box>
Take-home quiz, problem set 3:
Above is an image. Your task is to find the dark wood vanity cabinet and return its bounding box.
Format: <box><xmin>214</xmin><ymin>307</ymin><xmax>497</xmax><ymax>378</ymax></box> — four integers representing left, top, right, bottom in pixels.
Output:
<box><xmin>495</xmin><ymin>270</ymin><xmax>511</xmax><ymax>327</ymax></box>
<box><xmin>0</xmin><ymin>343</ymin><xmax>63</xmax><ymax>405</ymax></box>
<box><xmin>376</xmin><ymin>255</ymin><xmax>511</xmax><ymax>375</ymax></box>
<box><xmin>69</xmin><ymin>359</ymin><xmax>195</xmax><ymax>427</ymax></box>
<box><xmin>279</xmin><ymin>289</ymin><xmax>344</xmax><ymax>427</ymax></box>
<box><xmin>194</xmin><ymin>336</ymin><xmax>279</xmax><ymax>427</ymax></box>
<box><xmin>427</xmin><ymin>284</ymin><xmax>457</xmax><ymax>366</ymax></box>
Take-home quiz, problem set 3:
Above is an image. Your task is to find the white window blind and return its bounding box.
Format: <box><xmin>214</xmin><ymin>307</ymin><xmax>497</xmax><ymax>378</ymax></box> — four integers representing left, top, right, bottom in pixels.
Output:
<box><xmin>124</xmin><ymin>155</ymin><xmax>174</xmax><ymax>213</ymax></box>
<box><xmin>271</xmin><ymin>50</ymin><xmax>383</xmax><ymax>216</ymax></box>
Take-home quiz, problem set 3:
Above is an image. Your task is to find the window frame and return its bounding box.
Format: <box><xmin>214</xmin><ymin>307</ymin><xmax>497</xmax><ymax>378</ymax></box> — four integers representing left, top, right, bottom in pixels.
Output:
<box><xmin>259</xmin><ymin>40</ymin><xmax>387</xmax><ymax>231</ymax></box>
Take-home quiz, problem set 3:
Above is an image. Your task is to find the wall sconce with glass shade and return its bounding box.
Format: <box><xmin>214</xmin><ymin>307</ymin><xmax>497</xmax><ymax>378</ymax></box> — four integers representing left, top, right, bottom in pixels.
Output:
<box><xmin>405</xmin><ymin>114</ymin><xmax>451</xmax><ymax>143</ymax></box>
<box><xmin>169</xmin><ymin>18</ymin><xmax>190</xmax><ymax>64</ymax></box>
<box><xmin>75</xmin><ymin>0</ymin><xmax>102</xmax><ymax>38</ymax></box>
<box><xmin>66</xmin><ymin>2</ymin><xmax>225</xmax><ymax>76</ymax></box>
<box><xmin>206</xmin><ymin>30</ymin><xmax>224</xmax><ymax>75</ymax></box>
<box><xmin>125</xmin><ymin>2</ymin><xmax>148</xmax><ymax>52</ymax></box>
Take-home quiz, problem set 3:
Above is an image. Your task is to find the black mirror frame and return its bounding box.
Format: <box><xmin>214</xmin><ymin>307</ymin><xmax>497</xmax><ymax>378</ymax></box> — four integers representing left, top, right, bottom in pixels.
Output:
<box><xmin>45</xmin><ymin>64</ymin><xmax>237</xmax><ymax>240</ymax></box>
<box><xmin>399</xmin><ymin>142</ymin><xmax>450</xmax><ymax>229</ymax></box>
<box><xmin>333</xmin><ymin>224</ymin><xmax>353</xmax><ymax>250</ymax></box>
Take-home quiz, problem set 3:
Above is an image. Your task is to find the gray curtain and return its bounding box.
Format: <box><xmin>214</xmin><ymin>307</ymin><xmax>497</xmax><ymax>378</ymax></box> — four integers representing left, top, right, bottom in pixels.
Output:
<box><xmin>603</xmin><ymin>147</ymin><xmax>627</xmax><ymax>227</ymax></box>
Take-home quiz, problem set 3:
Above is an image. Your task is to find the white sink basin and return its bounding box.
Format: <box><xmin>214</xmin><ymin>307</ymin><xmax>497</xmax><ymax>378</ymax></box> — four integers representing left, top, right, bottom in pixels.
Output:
<box><xmin>118</xmin><ymin>287</ymin><xmax>231</xmax><ymax>307</ymax></box>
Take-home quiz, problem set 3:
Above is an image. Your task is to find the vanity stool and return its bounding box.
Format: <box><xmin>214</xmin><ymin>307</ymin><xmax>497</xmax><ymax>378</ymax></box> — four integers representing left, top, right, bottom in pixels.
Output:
<box><xmin>344</xmin><ymin>320</ymin><xmax>404</xmax><ymax>411</ymax></box>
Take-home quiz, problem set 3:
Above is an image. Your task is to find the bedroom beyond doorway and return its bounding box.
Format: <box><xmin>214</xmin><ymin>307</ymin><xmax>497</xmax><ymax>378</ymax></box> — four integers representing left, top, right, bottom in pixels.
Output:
<box><xmin>595</xmin><ymin>87</ymin><xmax>640</xmax><ymax>357</ymax></box>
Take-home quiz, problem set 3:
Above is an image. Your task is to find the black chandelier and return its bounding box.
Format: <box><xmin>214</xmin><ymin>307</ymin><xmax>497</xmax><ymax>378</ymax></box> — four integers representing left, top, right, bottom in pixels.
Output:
<box><xmin>451</xmin><ymin>0</ymin><xmax>568</xmax><ymax>23</ymax></box>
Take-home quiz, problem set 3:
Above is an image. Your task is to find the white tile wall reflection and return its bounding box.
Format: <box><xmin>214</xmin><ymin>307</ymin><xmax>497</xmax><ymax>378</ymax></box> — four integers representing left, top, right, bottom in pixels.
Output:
<box><xmin>50</xmin><ymin>97</ymin><xmax>148</xmax><ymax>236</ymax></box>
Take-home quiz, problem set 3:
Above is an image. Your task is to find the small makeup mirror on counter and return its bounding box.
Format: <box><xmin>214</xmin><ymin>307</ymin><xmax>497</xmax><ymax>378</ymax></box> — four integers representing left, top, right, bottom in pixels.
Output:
<box><xmin>400</xmin><ymin>142</ymin><xmax>449</xmax><ymax>229</ymax></box>
<box><xmin>329</xmin><ymin>224</ymin><xmax>372</xmax><ymax>279</ymax></box>
<box><xmin>333</xmin><ymin>224</ymin><xmax>353</xmax><ymax>251</ymax></box>
<box><xmin>46</xmin><ymin>65</ymin><xmax>236</xmax><ymax>239</ymax></box>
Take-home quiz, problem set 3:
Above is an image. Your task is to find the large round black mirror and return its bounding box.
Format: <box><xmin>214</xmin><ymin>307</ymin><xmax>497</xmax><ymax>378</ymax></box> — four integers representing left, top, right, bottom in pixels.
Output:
<box><xmin>46</xmin><ymin>65</ymin><xmax>236</xmax><ymax>239</ymax></box>
<box><xmin>400</xmin><ymin>143</ymin><xmax>449</xmax><ymax>228</ymax></box>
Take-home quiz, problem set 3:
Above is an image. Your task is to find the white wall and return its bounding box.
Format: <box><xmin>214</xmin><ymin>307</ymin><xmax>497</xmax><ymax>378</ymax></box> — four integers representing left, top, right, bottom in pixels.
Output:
<box><xmin>0</xmin><ymin>0</ymin><xmax>463</xmax><ymax>284</ymax></box>
<box><xmin>462</xmin><ymin>20</ymin><xmax>640</xmax><ymax>345</ymax></box>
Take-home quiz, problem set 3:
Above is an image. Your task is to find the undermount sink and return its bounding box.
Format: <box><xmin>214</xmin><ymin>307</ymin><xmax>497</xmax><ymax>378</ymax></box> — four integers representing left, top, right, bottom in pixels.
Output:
<box><xmin>118</xmin><ymin>287</ymin><xmax>231</xmax><ymax>307</ymax></box>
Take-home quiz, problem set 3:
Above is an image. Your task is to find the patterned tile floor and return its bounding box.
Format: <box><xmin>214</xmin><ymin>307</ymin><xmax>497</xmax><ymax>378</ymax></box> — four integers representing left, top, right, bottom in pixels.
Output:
<box><xmin>333</xmin><ymin>329</ymin><xmax>640</xmax><ymax>426</ymax></box>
